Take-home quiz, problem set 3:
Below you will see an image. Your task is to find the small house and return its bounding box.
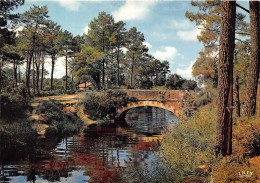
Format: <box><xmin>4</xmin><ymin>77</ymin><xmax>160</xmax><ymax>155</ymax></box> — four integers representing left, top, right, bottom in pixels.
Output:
<box><xmin>77</xmin><ymin>82</ymin><xmax>93</xmax><ymax>91</ymax></box>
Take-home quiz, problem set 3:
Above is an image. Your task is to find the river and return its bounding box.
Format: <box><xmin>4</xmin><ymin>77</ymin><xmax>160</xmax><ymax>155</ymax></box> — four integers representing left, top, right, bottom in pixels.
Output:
<box><xmin>0</xmin><ymin>106</ymin><xmax>177</xmax><ymax>183</ymax></box>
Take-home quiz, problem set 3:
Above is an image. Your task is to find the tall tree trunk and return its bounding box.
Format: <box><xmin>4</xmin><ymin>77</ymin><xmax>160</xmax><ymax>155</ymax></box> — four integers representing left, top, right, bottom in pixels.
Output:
<box><xmin>41</xmin><ymin>57</ymin><xmax>44</xmax><ymax>90</ymax></box>
<box><xmin>96</xmin><ymin>72</ymin><xmax>100</xmax><ymax>90</ymax></box>
<box><xmin>13</xmin><ymin>60</ymin><xmax>17</xmax><ymax>87</ymax></box>
<box><xmin>18</xmin><ymin>65</ymin><xmax>21</xmax><ymax>83</ymax></box>
<box><xmin>51</xmin><ymin>55</ymin><xmax>55</xmax><ymax>91</ymax></box>
<box><xmin>130</xmin><ymin>53</ymin><xmax>135</xmax><ymax>88</ymax></box>
<box><xmin>234</xmin><ymin>75</ymin><xmax>241</xmax><ymax>117</ymax></box>
<box><xmin>71</xmin><ymin>65</ymin><xmax>74</xmax><ymax>89</ymax></box>
<box><xmin>35</xmin><ymin>60</ymin><xmax>40</xmax><ymax>96</ymax></box>
<box><xmin>155</xmin><ymin>72</ymin><xmax>158</xmax><ymax>86</ymax></box>
<box><xmin>256</xmin><ymin>82</ymin><xmax>260</xmax><ymax>117</ymax></box>
<box><xmin>102</xmin><ymin>31</ymin><xmax>105</xmax><ymax>89</ymax></box>
<box><xmin>26</xmin><ymin>54</ymin><xmax>33</xmax><ymax>97</ymax></box>
<box><xmin>0</xmin><ymin>57</ymin><xmax>2</xmax><ymax>92</ymax></box>
<box><xmin>216</xmin><ymin>0</ymin><xmax>236</xmax><ymax>157</ymax></box>
<box><xmin>65</xmin><ymin>54</ymin><xmax>68</xmax><ymax>91</ymax></box>
<box><xmin>117</xmin><ymin>46</ymin><xmax>120</xmax><ymax>87</ymax></box>
<box><xmin>32</xmin><ymin>55</ymin><xmax>36</xmax><ymax>95</ymax></box>
<box><xmin>244</xmin><ymin>1</ymin><xmax>260</xmax><ymax>117</ymax></box>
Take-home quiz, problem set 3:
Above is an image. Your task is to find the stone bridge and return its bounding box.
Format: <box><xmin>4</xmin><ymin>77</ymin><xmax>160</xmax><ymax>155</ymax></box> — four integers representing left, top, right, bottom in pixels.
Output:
<box><xmin>116</xmin><ymin>90</ymin><xmax>187</xmax><ymax>121</ymax></box>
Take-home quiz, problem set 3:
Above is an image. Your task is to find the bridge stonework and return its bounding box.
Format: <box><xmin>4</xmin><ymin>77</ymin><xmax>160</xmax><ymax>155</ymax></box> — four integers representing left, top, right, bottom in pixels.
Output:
<box><xmin>116</xmin><ymin>90</ymin><xmax>187</xmax><ymax>121</ymax></box>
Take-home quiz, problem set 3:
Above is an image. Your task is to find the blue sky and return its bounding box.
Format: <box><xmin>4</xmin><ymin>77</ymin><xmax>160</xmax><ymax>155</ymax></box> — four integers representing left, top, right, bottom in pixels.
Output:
<box><xmin>15</xmin><ymin>0</ymin><xmax>249</xmax><ymax>79</ymax></box>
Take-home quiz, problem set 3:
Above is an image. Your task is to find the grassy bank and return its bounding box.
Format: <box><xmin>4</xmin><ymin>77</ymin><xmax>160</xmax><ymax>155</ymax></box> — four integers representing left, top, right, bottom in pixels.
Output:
<box><xmin>159</xmin><ymin>103</ymin><xmax>260</xmax><ymax>182</ymax></box>
<box><xmin>0</xmin><ymin>93</ymin><xmax>83</xmax><ymax>162</ymax></box>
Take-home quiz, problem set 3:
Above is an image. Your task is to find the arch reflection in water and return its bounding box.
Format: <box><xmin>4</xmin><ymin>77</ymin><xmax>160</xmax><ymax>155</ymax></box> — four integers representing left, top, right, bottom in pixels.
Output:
<box><xmin>124</xmin><ymin>106</ymin><xmax>178</xmax><ymax>135</ymax></box>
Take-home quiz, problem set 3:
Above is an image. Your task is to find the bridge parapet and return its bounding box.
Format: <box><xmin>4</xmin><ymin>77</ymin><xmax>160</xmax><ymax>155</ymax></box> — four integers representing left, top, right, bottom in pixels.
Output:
<box><xmin>125</xmin><ymin>90</ymin><xmax>187</xmax><ymax>101</ymax></box>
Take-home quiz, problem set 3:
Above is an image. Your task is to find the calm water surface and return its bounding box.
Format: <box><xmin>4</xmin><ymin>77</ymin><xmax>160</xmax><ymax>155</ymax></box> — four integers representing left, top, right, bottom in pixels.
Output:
<box><xmin>0</xmin><ymin>107</ymin><xmax>177</xmax><ymax>183</ymax></box>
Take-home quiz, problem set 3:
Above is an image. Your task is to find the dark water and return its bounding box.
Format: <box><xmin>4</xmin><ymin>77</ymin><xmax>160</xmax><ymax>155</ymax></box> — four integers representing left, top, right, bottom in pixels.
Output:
<box><xmin>0</xmin><ymin>107</ymin><xmax>177</xmax><ymax>183</ymax></box>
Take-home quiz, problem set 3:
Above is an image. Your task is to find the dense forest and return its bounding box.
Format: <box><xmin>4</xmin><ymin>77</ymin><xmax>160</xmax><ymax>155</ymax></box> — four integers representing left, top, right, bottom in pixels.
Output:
<box><xmin>0</xmin><ymin>2</ymin><xmax>197</xmax><ymax>98</ymax></box>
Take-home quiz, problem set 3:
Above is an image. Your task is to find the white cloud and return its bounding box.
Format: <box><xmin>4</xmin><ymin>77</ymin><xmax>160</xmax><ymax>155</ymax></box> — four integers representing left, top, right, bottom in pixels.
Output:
<box><xmin>143</xmin><ymin>41</ymin><xmax>152</xmax><ymax>49</ymax></box>
<box><xmin>176</xmin><ymin>60</ymin><xmax>195</xmax><ymax>79</ymax></box>
<box><xmin>170</xmin><ymin>19</ymin><xmax>193</xmax><ymax>30</ymax></box>
<box><xmin>84</xmin><ymin>25</ymin><xmax>89</xmax><ymax>35</ymax></box>
<box><xmin>45</xmin><ymin>56</ymin><xmax>66</xmax><ymax>78</ymax></box>
<box><xmin>177</xmin><ymin>27</ymin><xmax>201</xmax><ymax>41</ymax></box>
<box><xmin>112</xmin><ymin>0</ymin><xmax>157</xmax><ymax>21</ymax></box>
<box><xmin>153</xmin><ymin>46</ymin><xmax>178</xmax><ymax>62</ymax></box>
<box><xmin>57</xmin><ymin>0</ymin><xmax>81</xmax><ymax>12</ymax></box>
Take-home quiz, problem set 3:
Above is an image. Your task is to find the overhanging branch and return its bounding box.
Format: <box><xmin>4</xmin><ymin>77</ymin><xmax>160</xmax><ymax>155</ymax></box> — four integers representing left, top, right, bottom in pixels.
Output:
<box><xmin>236</xmin><ymin>3</ymin><xmax>249</xmax><ymax>13</ymax></box>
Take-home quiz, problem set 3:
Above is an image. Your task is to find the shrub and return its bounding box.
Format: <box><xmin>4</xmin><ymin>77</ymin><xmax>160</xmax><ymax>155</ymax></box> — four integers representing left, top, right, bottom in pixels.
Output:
<box><xmin>160</xmin><ymin>103</ymin><xmax>217</xmax><ymax>182</ymax></box>
<box><xmin>0</xmin><ymin>93</ymin><xmax>31</xmax><ymax>119</ymax></box>
<box><xmin>160</xmin><ymin>102</ymin><xmax>260</xmax><ymax>182</ymax></box>
<box><xmin>10</xmin><ymin>85</ymin><xmax>28</xmax><ymax>98</ymax></box>
<box><xmin>213</xmin><ymin>158</ymin><xmax>259</xmax><ymax>182</ymax></box>
<box><xmin>36</xmin><ymin>100</ymin><xmax>83</xmax><ymax>137</ymax></box>
<box><xmin>182</xmin><ymin>80</ymin><xmax>197</xmax><ymax>91</ymax></box>
<box><xmin>36</xmin><ymin>100</ymin><xmax>64</xmax><ymax>124</ymax></box>
<box><xmin>165</xmin><ymin>74</ymin><xmax>184</xmax><ymax>90</ymax></box>
<box><xmin>139</xmin><ymin>78</ymin><xmax>153</xmax><ymax>89</ymax></box>
<box><xmin>82</xmin><ymin>90</ymin><xmax>133</xmax><ymax>119</ymax></box>
<box><xmin>181</xmin><ymin>90</ymin><xmax>213</xmax><ymax>118</ymax></box>
<box><xmin>233</xmin><ymin>116</ymin><xmax>260</xmax><ymax>157</ymax></box>
<box><xmin>45</xmin><ymin>118</ymin><xmax>82</xmax><ymax>137</ymax></box>
<box><xmin>45</xmin><ymin>126</ymin><xmax>59</xmax><ymax>137</ymax></box>
<box><xmin>0</xmin><ymin>121</ymin><xmax>38</xmax><ymax>150</ymax></box>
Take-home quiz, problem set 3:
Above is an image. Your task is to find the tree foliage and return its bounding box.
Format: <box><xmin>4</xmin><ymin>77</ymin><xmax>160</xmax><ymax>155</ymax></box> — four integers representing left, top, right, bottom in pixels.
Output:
<box><xmin>165</xmin><ymin>74</ymin><xmax>197</xmax><ymax>90</ymax></box>
<box><xmin>186</xmin><ymin>0</ymin><xmax>248</xmax><ymax>88</ymax></box>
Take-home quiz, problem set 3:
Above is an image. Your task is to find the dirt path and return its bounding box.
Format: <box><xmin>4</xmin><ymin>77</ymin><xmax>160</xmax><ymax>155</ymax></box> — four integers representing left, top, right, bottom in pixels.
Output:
<box><xmin>30</xmin><ymin>92</ymin><xmax>87</xmax><ymax>107</ymax></box>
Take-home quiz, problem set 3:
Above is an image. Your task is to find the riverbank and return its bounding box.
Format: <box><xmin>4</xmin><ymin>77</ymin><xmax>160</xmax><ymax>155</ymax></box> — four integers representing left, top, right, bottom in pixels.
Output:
<box><xmin>160</xmin><ymin>103</ymin><xmax>260</xmax><ymax>182</ymax></box>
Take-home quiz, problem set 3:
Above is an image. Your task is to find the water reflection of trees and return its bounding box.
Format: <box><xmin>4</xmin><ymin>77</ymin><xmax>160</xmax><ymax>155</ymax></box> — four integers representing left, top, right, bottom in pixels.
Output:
<box><xmin>1</xmin><ymin>107</ymin><xmax>177</xmax><ymax>182</ymax></box>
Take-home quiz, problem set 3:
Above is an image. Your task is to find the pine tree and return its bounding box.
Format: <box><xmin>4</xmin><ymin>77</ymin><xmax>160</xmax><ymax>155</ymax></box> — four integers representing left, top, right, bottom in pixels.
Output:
<box><xmin>216</xmin><ymin>1</ymin><xmax>236</xmax><ymax>156</ymax></box>
<box><xmin>125</xmin><ymin>27</ymin><xmax>148</xmax><ymax>88</ymax></box>
<box><xmin>186</xmin><ymin>0</ymin><xmax>248</xmax><ymax>88</ymax></box>
<box><xmin>87</xmin><ymin>12</ymin><xmax>114</xmax><ymax>89</ymax></box>
<box><xmin>0</xmin><ymin>0</ymin><xmax>24</xmax><ymax>92</ymax></box>
<box><xmin>58</xmin><ymin>30</ymin><xmax>74</xmax><ymax>90</ymax></box>
<box><xmin>19</xmin><ymin>5</ymin><xmax>49</xmax><ymax>96</ymax></box>
<box><xmin>244</xmin><ymin>1</ymin><xmax>260</xmax><ymax>117</ymax></box>
<box><xmin>45</xmin><ymin>20</ymin><xmax>62</xmax><ymax>91</ymax></box>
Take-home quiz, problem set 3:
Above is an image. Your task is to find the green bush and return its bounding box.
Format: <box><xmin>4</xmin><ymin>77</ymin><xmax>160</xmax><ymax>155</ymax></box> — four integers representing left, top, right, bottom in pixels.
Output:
<box><xmin>213</xmin><ymin>158</ymin><xmax>259</xmax><ymax>183</ymax></box>
<box><xmin>165</xmin><ymin>74</ymin><xmax>184</xmax><ymax>90</ymax></box>
<box><xmin>160</xmin><ymin>102</ymin><xmax>260</xmax><ymax>182</ymax></box>
<box><xmin>233</xmin><ymin>116</ymin><xmax>260</xmax><ymax>157</ymax></box>
<box><xmin>165</xmin><ymin>74</ymin><xmax>197</xmax><ymax>91</ymax></box>
<box><xmin>36</xmin><ymin>100</ymin><xmax>64</xmax><ymax>123</ymax></box>
<box><xmin>181</xmin><ymin>90</ymin><xmax>214</xmax><ymax>118</ymax></box>
<box><xmin>160</xmin><ymin>103</ymin><xmax>217</xmax><ymax>182</ymax></box>
<box><xmin>10</xmin><ymin>85</ymin><xmax>28</xmax><ymax>98</ymax></box>
<box><xmin>83</xmin><ymin>90</ymin><xmax>133</xmax><ymax>119</ymax></box>
<box><xmin>139</xmin><ymin>78</ymin><xmax>153</xmax><ymax>89</ymax></box>
<box><xmin>36</xmin><ymin>100</ymin><xmax>83</xmax><ymax>137</ymax></box>
<box><xmin>55</xmin><ymin>118</ymin><xmax>82</xmax><ymax>135</ymax></box>
<box><xmin>0</xmin><ymin>121</ymin><xmax>38</xmax><ymax>150</ymax></box>
<box><xmin>45</xmin><ymin>118</ymin><xmax>82</xmax><ymax>137</ymax></box>
<box><xmin>0</xmin><ymin>93</ymin><xmax>31</xmax><ymax>119</ymax></box>
<box><xmin>45</xmin><ymin>126</ymin><xmax>59</xmax><ymax>137</ymax></box>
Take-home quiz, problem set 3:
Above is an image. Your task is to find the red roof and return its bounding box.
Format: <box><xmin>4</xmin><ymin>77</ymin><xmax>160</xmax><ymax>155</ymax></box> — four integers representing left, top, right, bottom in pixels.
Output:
<box><xmin>78</xmin><ymin>82</ymin><xmax>92</xmax><ymax>88</ymax></box>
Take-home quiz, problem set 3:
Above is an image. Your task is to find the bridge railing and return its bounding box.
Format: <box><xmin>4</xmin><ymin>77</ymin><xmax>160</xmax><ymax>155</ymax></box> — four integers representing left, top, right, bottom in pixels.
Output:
<box><xmin>124</xmin><ymin>89</ymin><xmax>187</xmax><ymax>101</ymax></box>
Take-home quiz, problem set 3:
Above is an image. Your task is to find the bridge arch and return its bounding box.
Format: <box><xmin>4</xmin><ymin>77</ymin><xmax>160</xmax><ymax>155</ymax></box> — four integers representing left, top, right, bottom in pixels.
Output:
<box><xmin>116</xmin><ymin>101</ymin><xmax>181</xmax><ymax>121</ymax></box>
